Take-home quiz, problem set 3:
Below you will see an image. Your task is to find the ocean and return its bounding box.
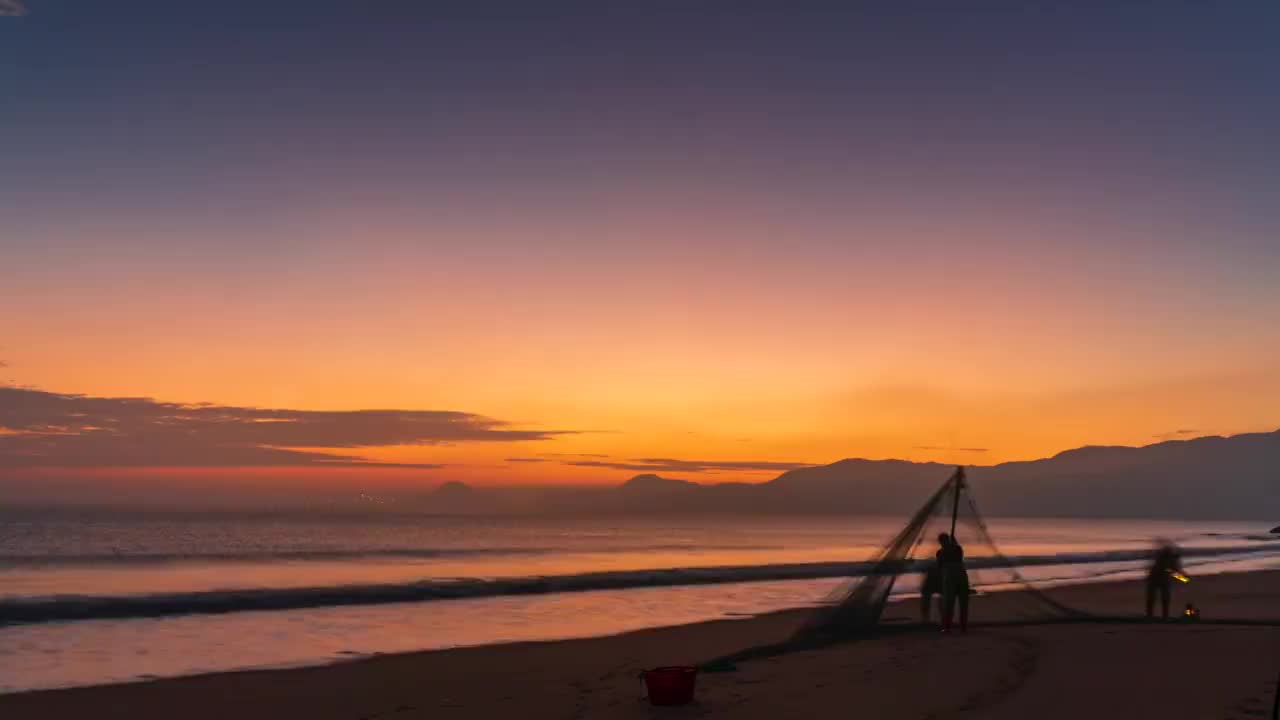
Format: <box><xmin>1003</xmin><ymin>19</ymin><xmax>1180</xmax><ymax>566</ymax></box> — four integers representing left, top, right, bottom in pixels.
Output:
<box><xmin>1</xmin><ymin>510</ymin><xmax>1277</xmax><ymax>693</ymax></box>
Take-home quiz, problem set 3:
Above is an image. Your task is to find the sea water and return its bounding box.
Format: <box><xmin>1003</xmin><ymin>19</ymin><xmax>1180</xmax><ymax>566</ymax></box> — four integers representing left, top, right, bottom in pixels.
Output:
<box><xmin>1</xmin><ymin>510</ymin><xmax>1276</xmax><ymax>693</ymax></box>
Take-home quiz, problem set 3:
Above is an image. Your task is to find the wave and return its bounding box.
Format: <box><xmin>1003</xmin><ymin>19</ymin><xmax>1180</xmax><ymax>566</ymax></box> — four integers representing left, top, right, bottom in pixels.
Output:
<box><xmin>0</xmin><ymin>543</ymin><xmax>788</xmax><ymax>567</ymax></box>
<box><xmin>1199</xmin><ymin>532</ymin><xmax>1279</xmax><ymax>542</ymax></box>
<box><xmin>5</xmin><ymin>542</ymin><xmax>1277</xmax><ymax>626</ymax></box>
<box><xmin>0</xmin><ymin>547</ymin><xmax>556</xmax><ymax>566</ymax></box>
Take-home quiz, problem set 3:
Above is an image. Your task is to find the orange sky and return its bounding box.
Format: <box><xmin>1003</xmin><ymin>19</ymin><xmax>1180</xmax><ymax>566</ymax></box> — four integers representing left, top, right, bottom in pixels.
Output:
<box><xmin>5</xmin><ymin>205</ymin><xmax>1279</xmax><ymax>488</ymax></box>
<box><xmin>5</xmin><ymin>2</ymin><xmax>1280</xmax><ymax>493</ymax></box>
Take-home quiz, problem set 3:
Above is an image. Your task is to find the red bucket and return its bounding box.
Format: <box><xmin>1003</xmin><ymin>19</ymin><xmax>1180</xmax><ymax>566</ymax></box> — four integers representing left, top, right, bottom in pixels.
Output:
<box><xmin>642</xmin><ymin>666</ymin><xmax>698</xmax><ymax>706</ymax></box>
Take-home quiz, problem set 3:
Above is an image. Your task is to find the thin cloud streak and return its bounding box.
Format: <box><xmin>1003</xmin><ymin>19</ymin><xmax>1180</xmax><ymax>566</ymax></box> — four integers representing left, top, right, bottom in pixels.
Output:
<box><xmin>913</xmin><ymin>446</ymin><xmax>990</xmax><ymax>453</ymax></box>
<box><xmin>1154</xmin><ymin>429</ymin><xmax>1200</xmax><ymax>440</ymax></box>
<box><xmin>565</xmin><ymin>457</ymin><xmax>813</xmax><ymax>474</ymax></box>
<box><xmin>0</xmin><ymin>387</ymin><xmax>573</xmax><ymax>468</ymax></box>
<box><xmin>0</xmin><ymin>1</ymin><xmax>26</xmax><ymax>17</ymax></box>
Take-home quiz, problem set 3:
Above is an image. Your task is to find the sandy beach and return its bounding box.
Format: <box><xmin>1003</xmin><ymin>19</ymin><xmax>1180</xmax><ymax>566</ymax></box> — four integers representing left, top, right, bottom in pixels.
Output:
<box><xmin>4</xmin><ymin>570</ymin><xmax>1277</xmax><ymax>719</ymax></box>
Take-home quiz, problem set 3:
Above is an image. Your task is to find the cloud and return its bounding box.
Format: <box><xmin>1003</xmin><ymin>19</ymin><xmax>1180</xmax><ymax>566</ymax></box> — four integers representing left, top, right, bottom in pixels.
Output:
<box><xmin>505</xmin><ymin>457</ymin><xmax>550</xmax><ymax>463</ymax></box>
<box><xmin>1154</xmin><ymin>429</ymin><xmax>1200</xmax><ymax>440</ymax></box>
<box><xmin>0</xmin><ymin>1</ymin><xmax>26</xmax><ymax>17</ymax></box>
<box><xmin>0</xmin><ymin>387</ymin><xmax>573</xmax><ymax>468</ymax></box>
<box><xmin>913</xmin><ymin>446</ymin><xmax>990</xmax><ymax>453</ymax></box>
<box><xmin>564</xmin><ymin>457</ymin><xmax>813</xmax><ymax>474</ymax></box>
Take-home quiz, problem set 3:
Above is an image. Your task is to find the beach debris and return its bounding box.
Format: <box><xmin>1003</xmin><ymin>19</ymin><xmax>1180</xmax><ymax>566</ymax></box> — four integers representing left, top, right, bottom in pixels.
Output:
<box><xmin>641</xmin><ymin>666</ymin><xmax>698</xmax><ymax>706</ymax></box>
<box><xmin>701</xmin><ymin>659</ymin><xmax>739</xmax><ymax>673</ymax></box>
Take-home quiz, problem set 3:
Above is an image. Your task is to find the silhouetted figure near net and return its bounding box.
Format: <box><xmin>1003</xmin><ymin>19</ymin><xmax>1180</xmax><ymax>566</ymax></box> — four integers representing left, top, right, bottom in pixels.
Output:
<box><xmin>703</xmin><ymin>467</ymin><xmax>1280</xmax><ymax>673</ymax></box>
<box><xmin>921</xmin><ymin>559</ymin><xmax>941</xmax><ymax>622</ymax></box>
<box><xmin>1145</xmin><ymin>541</ymin><xmax>1184</xmax><ymax>619</ymax></box>
<box><xmin>937</xmin><ymin>532</ymin><xmax>970</xmax><ymax>632</ymax></box>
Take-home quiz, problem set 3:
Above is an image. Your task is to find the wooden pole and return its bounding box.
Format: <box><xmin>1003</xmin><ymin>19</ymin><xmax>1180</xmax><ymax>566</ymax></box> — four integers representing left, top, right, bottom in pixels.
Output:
<box><xmin>949</xmin><ymin>467</ymin><xmax>965</xmax><ymax>537</ymax></box>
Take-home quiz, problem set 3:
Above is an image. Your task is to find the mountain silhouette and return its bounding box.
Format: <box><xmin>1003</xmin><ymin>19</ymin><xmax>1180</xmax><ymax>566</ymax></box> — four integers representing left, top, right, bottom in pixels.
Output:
<box><xmin>797</xmin><ymin>432</ymin><xmax>1275</xmax><ymax>518</ymax></box>
<box><xmin>619</xmin><ymin>473</ymin><xmax>699</xmax><ymax>493</ymax></box>
<box><xmin>486</xmin><ymin>430</ymin><xmax>1279</xmax><ymax>519</ymax></box>
<box><xmin>426</xmin><ymin>481</ymin><xmax>502</xmax><ymax>515</ymax></box>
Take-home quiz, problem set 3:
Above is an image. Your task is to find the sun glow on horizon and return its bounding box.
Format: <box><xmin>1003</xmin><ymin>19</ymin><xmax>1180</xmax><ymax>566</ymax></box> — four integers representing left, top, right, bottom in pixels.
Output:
<box><xmin>4</xmin><ymin>2</ymin><xmax>1280</xmax><ymax>501</ymax></box>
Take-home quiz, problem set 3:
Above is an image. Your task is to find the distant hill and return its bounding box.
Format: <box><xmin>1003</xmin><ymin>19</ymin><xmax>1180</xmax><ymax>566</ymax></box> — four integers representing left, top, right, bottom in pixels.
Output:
<box><xmin>425</xmin><ymin>480</ymin><xmax>503</xmax><ymax>515</ymax></box>
<box><xmin>974</xmin><ymin>431</ymin><xmax>1279</xmax><ymax>518</ymax></box>
<box><xmin>741</xmin><ymin>432</ymin><xmax>1279</xmax><ymax>518</ymax></box>
<box><xmin>619</xmin><ymin>473</ymin><xmax>700</xmax><ymax>494</ymax></box>
<box><xmin>493</xmin><ymin>430</ymin><xmax>1279</xmax><ymax>520</ymax></box>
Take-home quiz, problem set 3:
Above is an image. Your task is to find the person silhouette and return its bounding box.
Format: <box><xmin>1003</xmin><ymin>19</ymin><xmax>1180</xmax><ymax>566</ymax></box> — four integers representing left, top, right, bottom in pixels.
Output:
<box><xmin>921</xmin><ymin>553</ymin><xmax>941</xmax><ymax>622</ymax></box>
<box><xmin>1145</xmin><ymin>540</ymin><xmax>1183</xmax><ymax>619</ymax></box>
<box><xmin>936</xmin><ymin>532</ymin><xmax>969</xmax><ymax>632</ymax></box>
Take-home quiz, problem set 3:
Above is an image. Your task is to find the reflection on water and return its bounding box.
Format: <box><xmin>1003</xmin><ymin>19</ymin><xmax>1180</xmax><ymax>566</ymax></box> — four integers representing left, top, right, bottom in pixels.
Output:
<box><xmin>0</xmin><ymin>513</ymin><xmax>1276</xmax><ymax>693</ymax></box>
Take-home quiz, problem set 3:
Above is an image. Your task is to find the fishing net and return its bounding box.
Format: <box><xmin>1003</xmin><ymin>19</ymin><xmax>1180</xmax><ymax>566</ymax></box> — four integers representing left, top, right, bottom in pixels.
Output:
<box><xmin>707</xmin><ymin>466</ymin><xmax>1280</xmax><ymax>669</ymax></box>
<box><xmin>792</xmin><ymin>467</ymin><xmax>1077</xmax><ymax>643</ymax></box>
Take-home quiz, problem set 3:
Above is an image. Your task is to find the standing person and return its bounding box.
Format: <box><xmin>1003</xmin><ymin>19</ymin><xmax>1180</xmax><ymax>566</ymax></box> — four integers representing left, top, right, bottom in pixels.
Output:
<box><xmin>921</xmin><ymin>555</ymin><xmax>941</xmax><ymax>622</ymax></box>
<box><xmin>937</xmin><ymin>533</ymin><xmax>970</xmax><ymax>633</ymax></box>
<box><xmin>1145</xmin><ymin>541</ymin><xmax>1183</xmax><ymax>619</ymax></box>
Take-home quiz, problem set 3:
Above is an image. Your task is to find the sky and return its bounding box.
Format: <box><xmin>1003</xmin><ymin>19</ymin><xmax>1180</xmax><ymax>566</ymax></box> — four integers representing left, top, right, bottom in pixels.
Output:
<box><xmin>2</xmin><ymin>1</ymin><xmax>1279</xmax><ymax>501</ymax></box>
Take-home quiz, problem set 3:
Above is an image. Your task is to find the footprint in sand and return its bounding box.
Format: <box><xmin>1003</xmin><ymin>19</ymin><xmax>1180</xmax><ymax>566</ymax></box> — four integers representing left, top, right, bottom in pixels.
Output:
<box><xmin>1230</xmin><ymin>697</ymin><xmax>1268</xmax><ymax>718</ymax></box>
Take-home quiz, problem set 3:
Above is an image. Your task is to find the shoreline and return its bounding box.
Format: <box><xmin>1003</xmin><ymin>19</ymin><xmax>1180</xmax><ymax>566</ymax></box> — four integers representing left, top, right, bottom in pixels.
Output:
<box><xmin>4</xmin><ymin>569</ymin><xmax>1278</xmax><ymax>718</ymax></box>
<box><xmin>3</xmin><ymin>553</ymin><xmax>1275</xmax><ymax>695</ymax></box>
<box><xmin>6</xmin><ymin>538</ymin><xmax>1276</xmax><ymax>626</ymax></box>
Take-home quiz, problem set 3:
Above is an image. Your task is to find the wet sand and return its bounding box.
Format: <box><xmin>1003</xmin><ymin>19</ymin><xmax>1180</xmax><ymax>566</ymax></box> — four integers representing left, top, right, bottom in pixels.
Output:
<box><xmin>3</xmin><ymin>570</ymin><xmax>1278</xmax><ymax>719</ymax></box>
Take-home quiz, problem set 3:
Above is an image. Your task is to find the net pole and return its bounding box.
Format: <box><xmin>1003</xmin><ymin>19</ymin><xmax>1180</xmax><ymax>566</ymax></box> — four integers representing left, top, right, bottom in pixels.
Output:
<box><xmin>949</xmin><ymin>466</ymin><xmax>964</xmax><ymax>537</ymax></box>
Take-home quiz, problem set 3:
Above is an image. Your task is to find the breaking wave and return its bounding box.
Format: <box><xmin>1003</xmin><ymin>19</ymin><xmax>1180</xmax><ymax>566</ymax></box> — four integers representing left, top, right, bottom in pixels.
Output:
<box><xmin>0</xmin><ymin>543</ymin><xmax>787</xmax><ymax>567</ymax></box>
<box><xmin>3</xmin><ymin>542</ymin><xmax>1276</xmax><ymax>626</ymax></box>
